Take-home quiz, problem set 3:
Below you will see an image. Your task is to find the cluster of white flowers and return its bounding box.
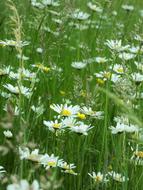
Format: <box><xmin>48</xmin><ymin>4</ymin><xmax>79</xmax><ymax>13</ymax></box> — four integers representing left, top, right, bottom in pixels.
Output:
<box><xmin>110</xmin><ymin>119</ymin><xmax>139</xmax><ymax>134</ymax></box>
<box><xmin>43</xmin><ymin>104</ymin><xmax>103</xmax><ymax>135</ymax></box>
<box><xmin>19</xmin><ymin>147</ymin><xmax>77</xmax><ymax>175</ymax></box>
<box><xmin>0</xmin><ymin>40</ymin><xmax>30</xmax><ymax>48</ymax></box>
<box><xmin>31</xmin><ymin>0</ymin><xmax>59</xmax><ymax>9</ymax></box>
<box><xmin>88</xmin><ymin>171</ymin><xmax>128</xmax><ymax>183</ymax></box>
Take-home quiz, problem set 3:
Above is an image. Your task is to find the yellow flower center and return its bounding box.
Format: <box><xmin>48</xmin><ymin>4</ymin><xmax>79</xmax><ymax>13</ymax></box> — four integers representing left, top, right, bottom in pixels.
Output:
<box><xmin>61</xmin><ymin>109</ymin><xmax>72</xmax><ymax>116</ymax></box>
<box><xmin>35</xmin><ymin>64</ymin><xmax>50</xmax><ymax>72</ymax></box>
<box><xmin>60</xmin><ymin>90</ymin><xmax>66</xmax><ymax>96</ymax></box>
<box><xmin>95</xmin><ymin>176</ymin><xmax>102</xmax><ymax>182</ymax></box>
<box><xmin>117</xmin><ymin>68</ymin><xmax>123</xmax><ymax>73</ymax></box>
<box><xmin>48</xmin><ymin>161</ymin><xmax>56</xmax><ymax>167</ymax></box>
<box><xmin>96</xmin><ymin>78</ymin><xmax>105</xmax><ymax>85</ymax></box>
<box><xmin>53</xmin><ymin>123</ymin><xmax>61</xmax><ymax>129</ymax></box>
<box><xmin>135</xmin><ymin>151</ymin><xmax>143</xmax><ymax>158</ymax></box>
<box><xmin>104</xmin><ymin>72</ymin><xmax>111</xmax><ymax>79</ymax></box>
<box><xmin>77</xmin><ymin>112</ymin><xmax>86</xmax><ymax>120</ymax></box>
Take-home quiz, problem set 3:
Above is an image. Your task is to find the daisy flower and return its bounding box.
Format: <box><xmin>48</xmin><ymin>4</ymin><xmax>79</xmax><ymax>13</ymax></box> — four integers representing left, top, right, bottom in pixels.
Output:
<box><xmin>3</xmin><ymin>84</ymin><xmax>31</xmax><ymax>97</ymax></box>
<box><xmin>108</xmin><ymin>171</ymin><xmax>129</xmax><ymax>182</ymax></box>
<box><xmin>43</xmin><ymin>120</ymin><xmax>64</xmax><ymax>133</ymax></box>
<box><xmin>70</xmin><ymin>122</ymin><xmax>93</xmax><ymax>135</ymax></box>
<box><xmin>88</xmin><ymin>172</ymin><xmax>108</xmax><ymax>183</ymax></box>
<box><xmin>71</xmin><ymin>9</ymin><xmax>90</xmax><ymax>20</ymax></box>
<box><xmin>40</xmin><ymin>154</ymin><xmax>59</xmax><ymax>170</ymax></box>
<box><xmin>50</xmin><ymin>104</ymin><xmax>80</xmax><ymax>117</ymax></box>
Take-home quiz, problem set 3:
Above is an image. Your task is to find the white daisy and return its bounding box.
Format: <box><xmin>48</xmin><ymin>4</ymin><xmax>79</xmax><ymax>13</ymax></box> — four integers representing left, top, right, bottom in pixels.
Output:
<box><xmin>108</xmin><ymin>171</ymin><xmax>129</xmax><ymax>182</ymax></box>
<box><xmin>88</xmin><ymin>172</ymin><xmax>108</xmax><ymax>183</ymax></box>
<box><xmin>50</xmin><ymin>104</ymin><xmax>80</xmax><ymax>117</ymax></box>
<box><xmin>71</xmin><ymin>9</ymin><xmax>90</xmax><ymax>20</ymax></box>
<box><xmin>71</xmin><ymin>61</ymin><xmax>87</xmax><ymax>69</ymax></box>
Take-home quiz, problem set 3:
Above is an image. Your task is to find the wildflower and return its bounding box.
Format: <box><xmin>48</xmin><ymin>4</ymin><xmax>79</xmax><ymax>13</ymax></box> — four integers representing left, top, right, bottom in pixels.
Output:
<box><xmin>7</xmin><ymin>179</ymin><xmax>40</xmax><ymax>190</ymax></box>
<box><xmin>0</xmin><ymin>40</ymin><xmax>30</xmax><ymax>48</ymax></box>
<box><xmin>111</xmin><ymin>64</ymin><xmax>124</xmax><ymax>74</ymax></box>
<box><xmin>70</xmin><ymin>122</ymin><xmax>93</xmax><ymax>135</ymax></box>
<box><xmin>95</xmin><ymin>57</ymin><xmax>108</xmax><ymax>63</ymax></box>
<box><xmin>31</xmin><ymin>105</ymin><xmax>44</xmax><ymax>117</ymax></box>
<box><xmin>40</xmin><ymin>154</ymin><xmax>59</xmax><ymax>170</ymax></box>
<box><xmin>32</xmin><ymin>63</ymin><xmax>50</xmax><ymax>73</ymax></box>
<box><xmin>105</xmin><ymin>40</ymin><xmax>129</xmax><ymax>52</ymax></box>
<box><xmin>43</xmin><ymin>120</ymin><xmax>64</xmax><ymax>133</ymax></box>
<box><xmin>9</xmin><ymin>68</ymin><xmax>36</xmax><ymax>81</ymax></box>
<box><xmin>87</xmin><ymin>2</ymin><xmax>103</xmax><ymax>13</ymax></box>
<box><xmin>108</xmin><ymin>171</ymin><xmax>129</xmax><ymax>182</ymax></box>
<box><xmin>62</xmin><ymin>117</ymin><xmax>77</xmax><ymax>127</ymax></box>
<box><xmin>50</xmin><ymin>104</ymin><xmax>80</xmax><ymax>117</ymax></box>
<box><xmin>71</xmin><ymin>9</ymin><xmax>90</xmax><ymax>20</ymax></box>
<box><xmin>36</xmin><ymin>47</ymin><xmax>43</xmax><ymax>53</ymax></box>
<box><xmin>118</xmin><ymin>52</ymin><xmax>135</xmax><ymax>60</ymax></box>
<box><xmin>31</xmin><ymin>0</ymin><xmax>59</xmax><ymax>8</ymax></box>
<box><xmin>3</xmin><ymin>84</ymin><xmax>31</xmax><ymax>97</ymax></box>
<box><xmin>77</xmin><ymin>112</ymin><xmax>86</xmax><ymax>120</ymax></box>
<box><xmin>110</xmin><ymin>122</ymin><xmax>139</xmax><ymax>134</ymax></box>
<box><xmin>58</xmin><ymin>161</ymin><xmax>77</xmax><ymax>175</ymax></box>
<box><xmin>71</xmin><ymin>61</ymin><xmax>87</xmax><ymax>69</ymax></box>
<box><xmin>131</xmin><ymin>73</ymin><xmax>143</xmax><ymax>83</ymax></box>
<box><xmin>81</xmin><ymin>107</ymin><xmax>104</xmax><ymax>119</ymax></box>
<box><xmin>3</xmin><ymin>130</ymin><xmax>13</xmax><ymax>138</ymax></box>
<box><xmin>122</xmin><ymin>4</ymin><xmax>134</xmax><ymax>11</ymax></box>
<box><xmin>135</xmin><ymin>61</ymin><xmax>143</xmax><ymax>71</ymax></box>
<box><xmin>0</xmin><ymin>66</ymin><xmax>11</xmax><ymax>77</ymax></box>
<box><xmin>88</xmin><ymin>172</ymin><xmax>108</xmax><ymax>183</ymax></box>
<box><xmin>19</xmin><ymin>147</ymin><xmax>41</xmax><ymax>162</ymax></box>
<box><xmin>16</xmin><ymin>54</ymin><xmax>29</xmax><ymax>61</ymax></box>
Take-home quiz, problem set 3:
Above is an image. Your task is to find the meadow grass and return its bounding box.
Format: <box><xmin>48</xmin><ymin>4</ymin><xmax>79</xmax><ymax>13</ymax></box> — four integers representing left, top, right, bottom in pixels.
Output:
<box><xmin>0</xmin><ymin>0</ymin><xmax>143</xmax><ymax>189</ymax></box>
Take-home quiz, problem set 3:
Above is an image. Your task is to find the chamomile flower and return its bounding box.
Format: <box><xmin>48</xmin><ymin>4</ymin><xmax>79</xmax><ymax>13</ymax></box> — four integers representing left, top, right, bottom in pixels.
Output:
<box><xmin>36</xmin><ymin>47</ymin><xmax>43</xmax><ymax>53</ymax></box>
<box><xmin>19</xmin><ymin>147</ymin><xmax>41</xmax><ymax>162</ymax></box>
<box><xmin>43</xmin><ymin>120</ymin><xmax>63</xmax><ymax>133</ymax></box>
<box><xmin>3</xmin><ymin>84</ymin><xmax>31</xmax><ymax>97</ymax></box>
<box><xmin>131</xmin><ymin>149</ymin><xmax>143</xmax><ymax>165</ymax></box>
<box><xmin>108</xmin><ymin>171</ymin><xmax>129</xmax><ymax>182</ymax></box>
<box><xmin>0</xmin><ymin>40</ymin><xmax>30</xmax><ymax>48</ymax></box>
<box><xmin>70</xmin><ymin>122</ymin><xmax>93</xmax><ymax>135</ymax></box>
<box><xmin>131</xmin><ymin>73</ymin><xmax>143</xmax><ymax>83</ymax></box>
<box><xmin>88</xmin><ymin>172</ymin><xmax>108</xmax><ymax>183</ymax></box>
<box><xmin>62</xmin><ymin>117</ymin><xmax>77</xmax><ymax>127</ymax></box>
<box><xmin>3</xmin><ymin>130</ymin><xmax>13</xmax><ymax>138</ymax></box>
<box><xmin>31</xmin><ymin>105</ymin><xmax>44</xmax><ymax>117</ymax></box>
<box><xmin>71</xmin><ymin>9</ymin><xmax>90</xmax><ymax>20</ymax></box>
<box><xmin>40</xmin><ymin>154</ymin><xmax>59</xmax><ymax>169</ymax></box>
<box><xmin>118</xmin><ymin>52</ymin><xmax>135</xmax><ymax>60</ymax></box>
<box><xmin>95</xmin><ymin>57</ymin><xmax>108</xmax><ymax>63</ymax></box>
<box><xmin>9</xmin><ymin>68</ymin><xmax>36</xmax><ymax>81</ymax></box>
<box><xmin>0</xmin><ymin>66</ymin><xmax>11</xmax><ymax>77</ymax></box>
<box><xmin>110</xmin><ymin>122</ymin><xmax>139</xmax><ymax>134</ymax></box>
<box><xmin>87</xmin><ymin>2</ymin><xmax>103</xmax><ymax>13</ymax></box>
<box><xmin>16</xmin><ymin>54</ymin><xmax>29</xmax><ymax>61</ymax></box>
<box><xmin>58</xmin><ymin>161</ymin><xmax>77</xmax><ymax>175</ymax></box>
<box><xmin>71</xmin><ymin>61</ymin><xmax>87</xmax><ymax>69</ymax></box>
<box><xmin>81</xmin><ymin>107</ymin><xmax>104</xmax><ymax>119</ymax></box>
<box><xmin>122</xmin><ymin>4</ymin><xmax>134</xmax><ymax>11</ymax></box>
<box><xmin>7</xmin><ymin>179</ymin><xmax>40</xmax><ymax>190</ymax></box>
<box><xmin>111</xmin><ymin>64</ymin><xmax>124</xmax><ymax>74</ymax></box>
<box><xmin>50</xmin><ymin>104</ymin><xmax>80</xmax><ymax>117</ymax></box>
<box><xmin>105</xmin><ymin>40</ymin><xmax>129</xmax><ymax>52</ymax></box>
